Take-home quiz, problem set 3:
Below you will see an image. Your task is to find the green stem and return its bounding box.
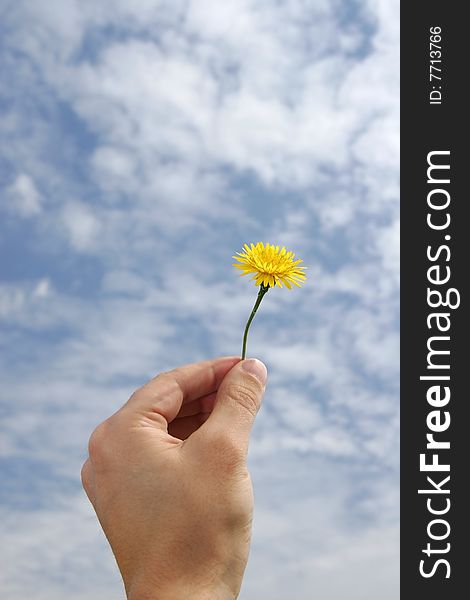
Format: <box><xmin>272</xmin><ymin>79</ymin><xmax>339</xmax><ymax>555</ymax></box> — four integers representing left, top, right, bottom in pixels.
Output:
<box><xmin>241</xmin><ymin>284</ymin><xmax>270</xmax><ymax>359</ymax></box>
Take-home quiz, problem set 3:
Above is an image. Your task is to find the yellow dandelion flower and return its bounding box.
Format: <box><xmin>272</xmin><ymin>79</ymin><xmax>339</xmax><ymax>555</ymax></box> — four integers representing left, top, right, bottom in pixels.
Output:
<box><xmin>233</xmin><ymin>242</ymin><xmax>307</xmax><ymax>289</ymax></box>
<box><xmin>233</xmin><ymin>242</ymin><xmax>307</xmax><ymax>358</ymax></box>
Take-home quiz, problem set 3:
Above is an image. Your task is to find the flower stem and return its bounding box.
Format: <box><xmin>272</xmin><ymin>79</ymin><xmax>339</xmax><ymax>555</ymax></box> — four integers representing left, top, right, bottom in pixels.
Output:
<box><xmin>241</xmin><ymin>284</ymin><xmax>270</xmax><ymax>359</ymax></box>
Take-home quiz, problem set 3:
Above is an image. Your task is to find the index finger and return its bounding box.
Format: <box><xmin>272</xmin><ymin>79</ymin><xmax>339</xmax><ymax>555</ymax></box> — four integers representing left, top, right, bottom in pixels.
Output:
<box><xmin>125</xmin><ymin>356</ymin><xmax>241</xmax><ymax>425</ymax></box>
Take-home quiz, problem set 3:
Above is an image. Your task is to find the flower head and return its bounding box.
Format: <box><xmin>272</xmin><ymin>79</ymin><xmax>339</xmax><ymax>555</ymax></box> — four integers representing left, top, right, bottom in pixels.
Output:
<box><xmin>233</xmin><ymin>242</ymin><xmax>307</xmax><ymax>289</ymax></box>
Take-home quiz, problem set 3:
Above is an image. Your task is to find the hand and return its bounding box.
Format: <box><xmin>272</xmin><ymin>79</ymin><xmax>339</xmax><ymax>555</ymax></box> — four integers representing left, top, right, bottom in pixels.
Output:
<box><xmin>81</xmin><ymin>356</ymin><xmax>267</xmax><ymax>600</ymax></box>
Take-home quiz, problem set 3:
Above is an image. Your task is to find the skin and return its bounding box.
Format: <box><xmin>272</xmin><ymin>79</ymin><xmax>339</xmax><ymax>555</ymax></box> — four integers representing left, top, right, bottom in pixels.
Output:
<box><xmin>81</xmin><ymin>356</ymin><xmax>267</xmax><ymax>600</ymax></box>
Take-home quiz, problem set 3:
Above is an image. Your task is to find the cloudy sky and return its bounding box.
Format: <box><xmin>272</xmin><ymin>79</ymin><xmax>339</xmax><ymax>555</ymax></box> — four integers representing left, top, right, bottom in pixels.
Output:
<box><xmin>0</xmin><ymin>1</ymin><xmax>399</xmax><ymax>598</ymax></box>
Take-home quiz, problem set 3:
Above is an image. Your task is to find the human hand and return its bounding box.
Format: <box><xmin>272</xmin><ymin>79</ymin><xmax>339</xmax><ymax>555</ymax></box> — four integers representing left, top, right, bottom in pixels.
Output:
<box><xmin>81</xmin><ymin>356</ymin><xmax>267</xmax><ymax>600</ymax></box>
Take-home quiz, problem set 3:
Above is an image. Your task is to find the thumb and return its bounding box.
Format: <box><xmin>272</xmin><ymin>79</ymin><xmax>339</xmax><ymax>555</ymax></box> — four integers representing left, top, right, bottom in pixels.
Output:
<box><xmin>193</xmin><ymin>359</ymin><xmax>267</xmax><ymax>456</ymax></box>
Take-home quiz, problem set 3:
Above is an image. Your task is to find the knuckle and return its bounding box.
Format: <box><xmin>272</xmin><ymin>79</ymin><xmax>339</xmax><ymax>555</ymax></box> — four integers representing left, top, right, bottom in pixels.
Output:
<box><xmin>224</xmin><ymin>383</ymin><xmax>260</xmax><ymax>418</ymax></box>
<box><xmin>131</xmin><ymin>372</ymin><xmax>181</xmax><ymax>404</ymax></box>
<box><xmin>209</xmin><ymin>431</ymin><xmax>244</xmax><ymax>465</ymax></box>
<box><xmin>80</xmin><ymin>459</ymin><xmax>93</xmax><ymax>493</ymax></box>
<box><xmin>128</xmin><ymin>384</ymin><xmax>149</xmax><ymax>404</ymax></box>
<box><xmin>87</xmin><ymin>419</ymin><xmax>112</xmax><ymax>462</ymax></box>
<box><xmin>224</xmin><ymin>486</ymin><xmax>253</xmax><ymax>529</ymax></box>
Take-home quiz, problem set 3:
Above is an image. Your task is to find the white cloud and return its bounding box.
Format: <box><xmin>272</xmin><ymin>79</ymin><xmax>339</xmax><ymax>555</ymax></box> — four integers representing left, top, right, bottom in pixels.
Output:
<box><xmin>60</xmin><ymin>201</ymin><xmax>102</xmax><ymax>252</ymax></box>
<box><xmin>2</xmin><ymin>0</ymin><xmax>395</xmax><ymax>197</ymax></box>
<box><xmin>0</xmin><ymin>495</ymin><xmax>124</xmax><ymax>600</ymax></box>
<box><xmin>375</xmin><ymin>217</ymin><xmax>400</xmax><ymax>284</ymax></box>
<box><xmin>33</xmin><ymin>278</ymin><xmax>52</xmax><ymax>299</ymax></box>
<box><xmin>0</xmin><ymin>285</ymin><xmax>26</xmax><ymax>319</ymax></box>
<box><xmin>0</xmin><ymin>280</ymin><xmax>54</xmax><ymax>322</ymax></box>
<box><xmin>91</xmin><ymin>145</ymin><xmax>137</xmax><ymax>189</ymax></box>
<box><xmin>244</xmin><ymin>451</ymin><xmax>399</xmax><ymax>600</ymax></box>
<box><xmin>4</xmin><ymin>174</ymin><xmax>42</xmax><ymax>217</ymax></box>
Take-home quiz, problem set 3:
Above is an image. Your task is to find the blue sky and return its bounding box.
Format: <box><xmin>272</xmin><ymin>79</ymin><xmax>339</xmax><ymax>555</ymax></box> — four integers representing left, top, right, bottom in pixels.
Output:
<box><xmin>0</xmin><ymin>1</ymin><xmax>399</xmax><ymax>598</ymax></box>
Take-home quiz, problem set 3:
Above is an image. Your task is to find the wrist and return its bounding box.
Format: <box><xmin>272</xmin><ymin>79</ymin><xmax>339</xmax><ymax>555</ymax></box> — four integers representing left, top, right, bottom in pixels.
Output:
<box><xmin>123</xmin><ymin>545</ymin><xmax>245</xmax><ymax>600</ymax></box>
<box><xmin>128</xmin><ymin>584</ymin><xmax>237</xmax><ymax>600</ymax></box>
<box><xmin>126</xmin><ymin>574</ymin><xmax>238</xmax><ymax>600</ymax></box>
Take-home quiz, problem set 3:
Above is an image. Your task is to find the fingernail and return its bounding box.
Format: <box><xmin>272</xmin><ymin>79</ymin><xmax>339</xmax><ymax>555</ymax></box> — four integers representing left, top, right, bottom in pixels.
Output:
<box><xmin>242</xmin><ymin>359</ymin><xmax>268</xmax><ymax>385</ymax></box>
